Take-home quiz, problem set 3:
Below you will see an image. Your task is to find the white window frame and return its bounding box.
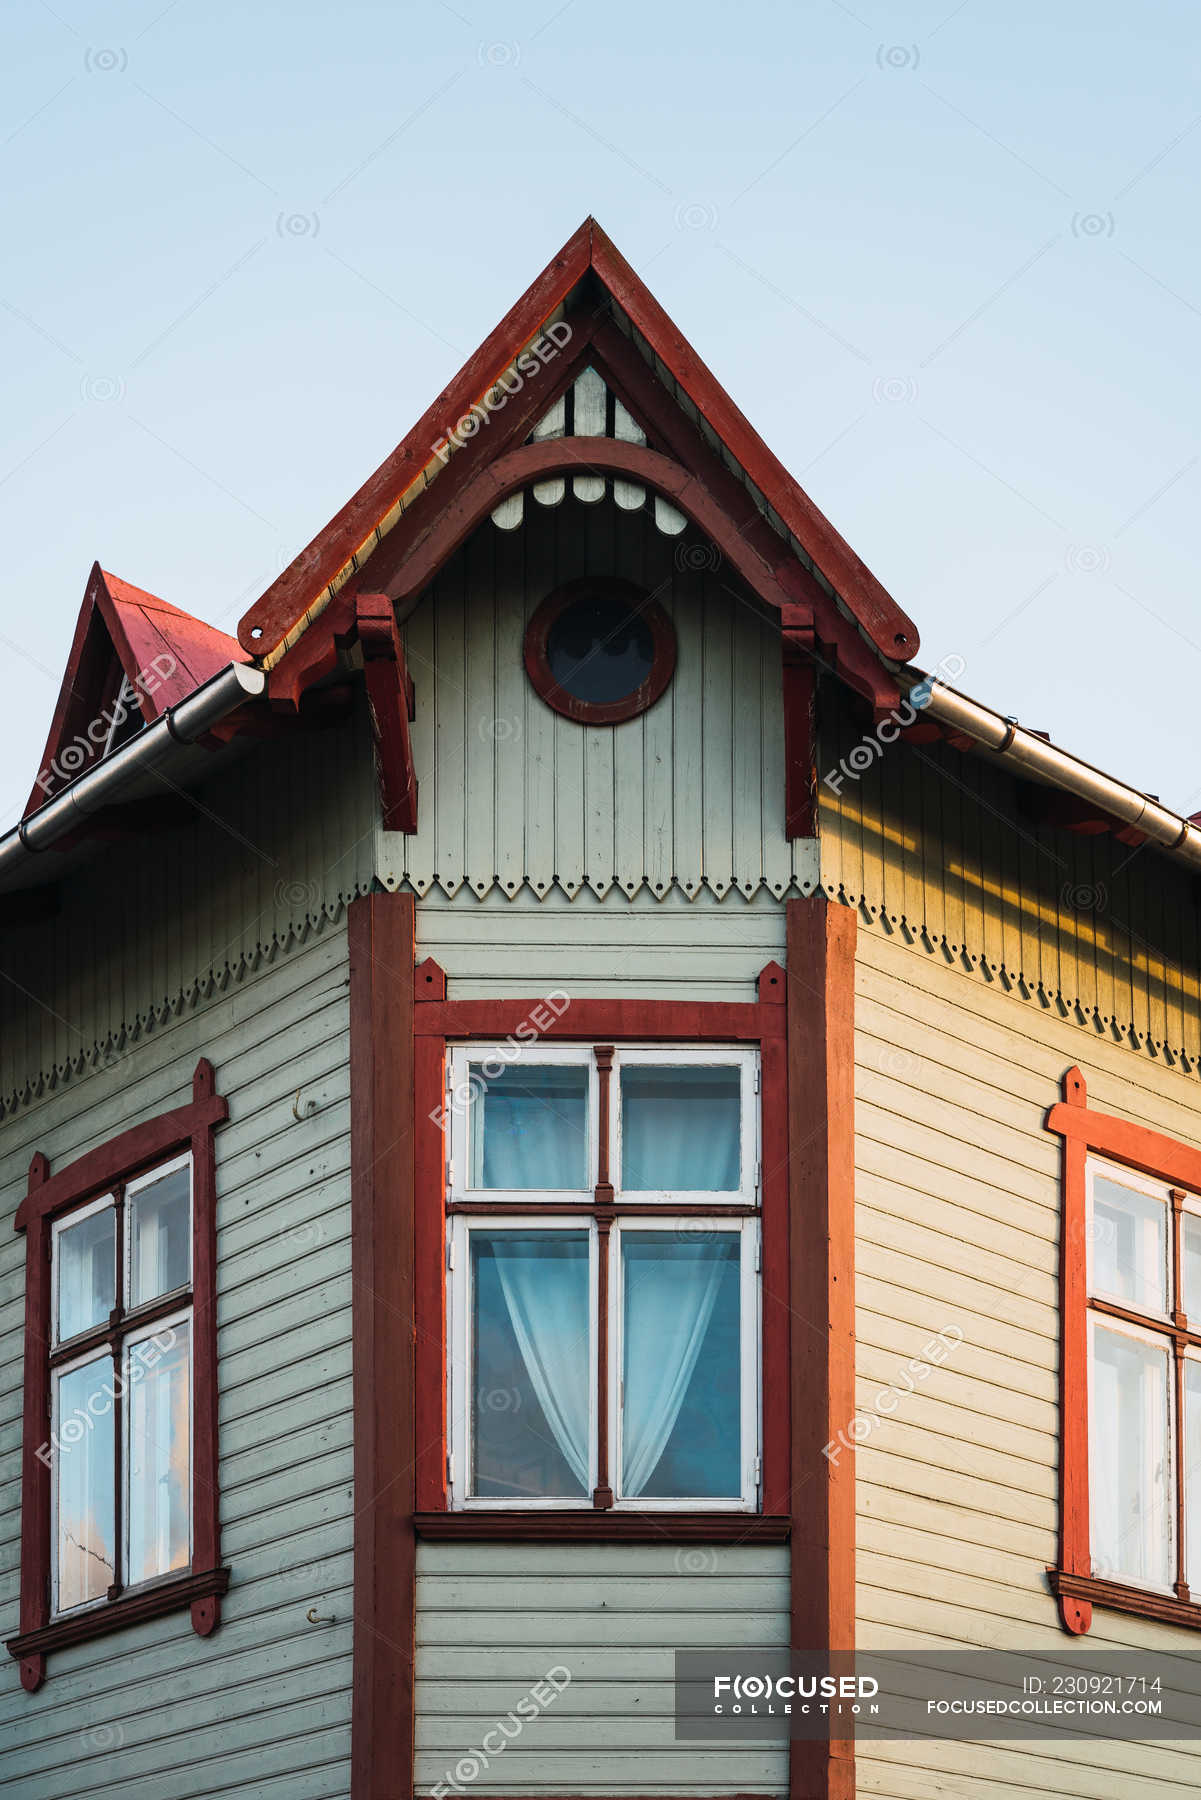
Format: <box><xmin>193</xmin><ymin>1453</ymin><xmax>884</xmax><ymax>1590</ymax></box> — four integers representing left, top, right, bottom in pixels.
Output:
<box><xmin>447</xmin><ymin>1043</ymin><xmax>760</xmax><ymax>1206</ymax></box>
<box><xmin>124</xmin><ymin>1150</ymin><xmax>193</xmax><ymax>1313</ymax></box>
<box><xmin>1087</xmin><ymin>1308</ymin><xmax>1176</xmax><ymax>1596</ymax></box>
<box><xmin>448</xmin><ymin>1215</ymin><xmax>599</xmax><ymax>1510</ymax></box>
<box><xmin>608</xmin><ymin>1216</ymin><xmax>760</xmax><ymax>1512</ymax></box>
<box><xmin>1085</xmin><ymin>1154</ymin><xmax>1173</xmax><ymax>1320</ymax></box>
<box><xmin>121</xmin><ymin>1305</ymin><xmax>195</xmax><ymax>1596</ymax></box>
<box><xmin>51</xmin><ymin>1192</ymin><xmax>116</xmax><ymax>1350</ymax></box>
<box><xmin>612</xmin><ymin>1048</ymin><xmax>759</xmax><ymax>1205</ymax></box>
<box><xmin>1185</xmin><ymin>1348</ymin><xmax>1201</xmax><ymax>1594</ymax></box>
<box><xmin>47</xmin><ymin>1159</ymin><xmax>196</xmax><ymax>1619</ymax></box>
<box><xmin>49</xmin><ymin>1341</ymin><xmax>117</xmax><ymax>1618</ymax></box>
<box><xmin>448</xmin><ymin>1044</ymin><xmax>598</xmax><ymax>1202</ymax></box>
<box><xmin>446</xmin><ymin>1041</ymin><xmax>762</xmax><ymax>1511</ymax></box>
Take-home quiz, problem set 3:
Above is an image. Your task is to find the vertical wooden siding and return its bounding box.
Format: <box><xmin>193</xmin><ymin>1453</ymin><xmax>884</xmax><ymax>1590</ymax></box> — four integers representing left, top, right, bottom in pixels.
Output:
<box><xmin>851</xmin><ymin>924</ymin><xmax>1201</xmax><ymax>1799</ymax></box>
<box><xmin>818</xmin><ymin>690</ymin><xmax>1201</xmax><ymax>1067</ymax></box>
<box><xmin>381</xmin><ymin>493</ymin><xmax>817</xmax><ymax>905</ymax></box>
<box><xmin>0</xmin><ymin>929</ymin><xmax>353</xmax><ymax>1800</ymax></box>
<box><xmin>0</xmin><ymin>711</ymin><xmax>376</xmax><ymax>1115</ymax></box>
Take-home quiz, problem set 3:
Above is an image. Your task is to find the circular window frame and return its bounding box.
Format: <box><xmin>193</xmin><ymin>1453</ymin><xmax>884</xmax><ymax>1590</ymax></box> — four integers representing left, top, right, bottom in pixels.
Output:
<box><xmin>523</xmin><ymin>577</ymin><xmax>677</xmax><ymax>725</ymax></box>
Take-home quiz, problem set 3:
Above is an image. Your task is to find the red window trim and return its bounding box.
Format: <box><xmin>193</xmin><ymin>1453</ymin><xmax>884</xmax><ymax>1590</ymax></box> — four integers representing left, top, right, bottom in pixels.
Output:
<box><xmin>412</xmin><ymin>968</ymin><xmax>789</xmax><ymax>1518</ymax></box>
<box><xmin>1046</xmin><ymin>1063</ymin><xmax>1201</xmax><ymax>1636</ymax></box>
<box><xmin>350</xmin><ymin>894</ymin><xmax>856</xmax><ymax>1800</ymax></box>
<box><xmin>523</xmin><ymin>576</ymin><xmax>677</xmax><ymax>726</ymax></box>
<box><xmin>414</xmin><ymin>1511</ymin><xmax>792</xmax><ymax>1542</ymax></box>
<box><xmin>6</xmin><ymin>1058</ymin><xmax>229</xmax><ymax>1692</ymax></box>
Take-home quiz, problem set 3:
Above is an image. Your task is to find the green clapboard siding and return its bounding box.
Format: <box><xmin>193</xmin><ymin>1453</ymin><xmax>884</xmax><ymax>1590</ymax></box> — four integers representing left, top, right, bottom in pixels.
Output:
<box><xmin>0</xmin><ymin>929</ymin><xmax>353</xmax><ymax>1800</ymax></box>
<box><xmin>413</xmin><ymin>1541</ymin><xmax>790</xmax><ymax>1797</ymax></box>
<box><xmin>414</xmin><ymin>883</ymin><xmax>787</xmax><ymax>1002</ymax></box>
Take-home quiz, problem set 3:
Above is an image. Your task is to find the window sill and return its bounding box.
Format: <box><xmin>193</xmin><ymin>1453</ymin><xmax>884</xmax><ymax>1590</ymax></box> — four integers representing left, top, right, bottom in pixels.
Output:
<box><xmin>416</xmin><ymin>1511</ymin><xmax>789</xmax><ymax>1543</ymax></box>
<box><xmin>6</xmin><ymin>1566</ymin><xmax>230</xmax><ymax>1690</ymax></box>
<box><xmin>1050</xmin><ymin>1568</ymin><xmax>1201</xmax><ymax>1632</ymax></box>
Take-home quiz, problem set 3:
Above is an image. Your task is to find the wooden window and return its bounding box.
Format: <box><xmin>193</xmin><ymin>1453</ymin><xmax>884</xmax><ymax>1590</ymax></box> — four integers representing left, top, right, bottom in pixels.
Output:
<box><xmin>523</xmin><ymin>577</ymin><xmax>676</xmax><ymax>725</ymax></box>
<box><xmin>445</xmin><ymin>1044</ymin><xmax>761</xmax><ymax>1511</ymax></box>
<box><xmin>50</xmin><ymin>1153</ymin><xmax>194</xmax><ymax>1616</ymax></box>
<box><xmin>1048</xmin><ymin>1064</ymin><xmax>1201</xmax><ymax>1634</ymax></box>
<box><xmin>6</xmin><ymin>1060</ymin><xmax>229</xmax><ymax>1691</ymax></box>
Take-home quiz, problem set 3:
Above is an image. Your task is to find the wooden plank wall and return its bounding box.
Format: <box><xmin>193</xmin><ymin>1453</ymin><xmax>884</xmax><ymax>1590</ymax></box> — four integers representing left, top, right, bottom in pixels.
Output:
<box><xmin>414</xmin><ymin>883</ymin><xmax>786</xmax><ymax>1002</ymax></box>
<box><xmin>381</xmin><ymin>493</ymin><xmax>819</xmax><ymax>906</ymax></box>
<box><xmin>819</xmin><ymin>688</ymin><xmax>1201</xmax><ymax>1069</ymax></box>
<box><xmin>413</xmin><ymin>1541</ymin><xmax>789</xmax><ymax>1797</ymax></box>
<box><xmin>851</xmin><ymin>924</ymin><xmax>1201</xmax><ymax>1800</ymax></box>
<box><xmin>0</xmin><ymin>929</ymin><xmax>354</xmax><ymax>1800</ymax></box>
<box><xmin>410</xmin><ymin>880</ymin><xmax>792</xmax><ymax>1796</ymax></box>
<box><xmin>0</xmin><ymin>712</ymin><xmax>376</xmax><ymax>1115</ymax></box>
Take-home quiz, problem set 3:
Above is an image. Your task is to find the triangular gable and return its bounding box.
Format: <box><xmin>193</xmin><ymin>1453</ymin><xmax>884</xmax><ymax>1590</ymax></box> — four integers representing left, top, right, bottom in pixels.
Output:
<box><xmin>237</xmin><ymin>218</ymin><xmax>920</xmax><ymax>675</ymax></box>
<box><xmin>28</xmin><ymin>564</ymin><xmax>245</xmax><ymax>814</ymax></box>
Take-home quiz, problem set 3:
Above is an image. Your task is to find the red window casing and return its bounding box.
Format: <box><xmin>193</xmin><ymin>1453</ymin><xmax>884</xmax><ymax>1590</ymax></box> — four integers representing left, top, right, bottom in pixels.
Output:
<box><xmin>1048</xmin><ymin>1063</ymin><xmax>1201</xmax><ymax>1635</ymax></box>
<box><xmin>6</xmin><ymin>1058</ymin><xmax>229</xmax><ymax>1692</ymax></box>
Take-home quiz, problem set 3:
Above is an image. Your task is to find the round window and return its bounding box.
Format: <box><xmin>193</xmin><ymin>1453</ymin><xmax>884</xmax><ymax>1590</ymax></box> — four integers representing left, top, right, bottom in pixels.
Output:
<box><xmin>524</xmin><ymin>578</ymin><xmax>676</xmax><ymax>724</ymax></box>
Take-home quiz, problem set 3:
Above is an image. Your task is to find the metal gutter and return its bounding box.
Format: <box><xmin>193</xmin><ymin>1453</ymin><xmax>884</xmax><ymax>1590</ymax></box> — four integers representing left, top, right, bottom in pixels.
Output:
<box><xmin>906</xmin><ymin>671</ymin><xmax>1201</xmax><ymax>872</ymax></box>
<box><xmin>0</xmin><ymin>661</ymin><xmax>266</xmax><ymax>883</ymax></box>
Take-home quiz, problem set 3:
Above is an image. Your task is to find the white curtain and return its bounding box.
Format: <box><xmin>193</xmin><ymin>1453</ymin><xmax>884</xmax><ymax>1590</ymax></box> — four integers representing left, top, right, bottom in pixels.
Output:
<box><xmin>622</xmin><ymin>1240</ymin><xmax>728</xmax><ymax>1496</ymax></box>
<box><xmin>1091</xmin><ymin>1322</ymin><xmax>1172</xmax><ymax>1586</ymax></box>
<box><xmin>129</xmin><ymin>1166</ymin><xmax>190</xmax><ymax>1307</ymax></box>
<box><xmin>621</xmin><ymin>1068</ymin><xmax>740</xmax><ymax>1191</ymax></box>
<box><xmin>475</xmin><ymin>1069</ymin><xmax>587</xmax><ymax>1189</ymax></box>
<box><xmin>491</xmin><ymin>1242</ymin><xmax>591</xmax><ymax>1490</ymax></box>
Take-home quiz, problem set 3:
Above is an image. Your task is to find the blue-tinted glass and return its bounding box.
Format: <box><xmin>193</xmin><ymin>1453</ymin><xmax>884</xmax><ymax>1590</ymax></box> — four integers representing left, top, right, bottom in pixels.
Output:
<box><xmin>469</xmin><ymin>1063</ymin><xmax>588</xmax><ymax>1189</ymax></box>
<box><xmin>56</xmin><ymin>1205</ymin><xmax>115</xmax><ymax>1344</ymax></box>
<box><xmin>471</xmin><ymin>1232</ymin><xmax>590</xmax><ymax>1498</ymax></box>
<box><xmin>128</xmin><ymin>1164</ymin><xmax>191</xmax><ymax>1307</ymax></box>
<box><xmin>55</xmin><ymin>1356</ymin><xmax>116</xmax><ymax>1612</ymax></box>
<box><xmin>621</xmin><ymin>1232</ymin><xmax>741</xmax><ymax>1498</ymax></box>
<box><xmin>621</xmin><ymin>1065</ymin><xmax>741</xmax><ymax>1191</ymax></box>
<box><xmin>128</xmin><ymin>1321</ymin><xmax>191</xmax><ymax>1585</ymax></box>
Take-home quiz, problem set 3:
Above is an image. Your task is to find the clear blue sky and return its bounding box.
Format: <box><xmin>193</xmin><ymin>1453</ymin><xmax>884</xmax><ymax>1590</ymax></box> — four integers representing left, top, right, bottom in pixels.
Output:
<box><xmin>2</xmin><ymin>0</ymin><xmax>1199</xmax><ymax>825</ymax></box>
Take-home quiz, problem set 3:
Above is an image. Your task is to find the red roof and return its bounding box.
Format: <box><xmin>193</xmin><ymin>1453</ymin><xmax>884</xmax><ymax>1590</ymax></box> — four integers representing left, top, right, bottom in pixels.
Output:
<box><xmin>237</xmin><ymin>217</ymin><xmax>919</xmax><ymax>668</ymax></box>
<box><xmin>27</xmin><ymin>564</ymin><xmax>245</xmax><ymax>815</ymax></box>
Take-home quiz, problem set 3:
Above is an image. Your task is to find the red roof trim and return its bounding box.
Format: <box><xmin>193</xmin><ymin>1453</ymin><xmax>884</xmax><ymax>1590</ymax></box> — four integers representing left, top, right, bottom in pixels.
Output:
<box><xmin>26</xmin><ymin>564</ymin><xmax>244</xmax><ymax>816</ymax></box>
<box><xmin>236</xmin><ymin>218</ymin><xmax>919</xmax><ymax>665</ymax></box>
<box><xmin>238</xmin><ymin>221</ymin><xmax>595</xmax><ymax>657</ymax></box>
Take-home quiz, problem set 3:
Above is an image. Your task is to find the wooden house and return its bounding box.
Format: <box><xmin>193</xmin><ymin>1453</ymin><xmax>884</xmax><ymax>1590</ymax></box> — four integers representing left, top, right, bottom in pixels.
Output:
<box><xmin>3</xmin><ymin>217</ymin><xmax>1201</xmax><ymax>1799</ymax></box>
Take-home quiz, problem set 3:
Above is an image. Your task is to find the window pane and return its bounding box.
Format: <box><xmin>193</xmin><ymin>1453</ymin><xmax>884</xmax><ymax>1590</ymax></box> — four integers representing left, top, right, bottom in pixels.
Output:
<box><xmin>468</xmin><ymin>1064</ymin><xmax>589</xmax><ymax>1190</ymax></box>
<box><xmin>55</xmin><ymin>1204</ymin><xmax>115</xmax><ymax>1344</ymax></box>
<box><xmin>471</xmin><ymin>1232</ymin><xmax>590</xmax><ymax>1498</ymax></box>
<box><xmin>1183</xmin><ymin>1215</ymin><xmax>1201</xmax><ymax>1321</ymax></box>
<box><xmin>621</xmin><ymin>1065</ymin><xmax>742</xmax><ymax>1192</ymax></box>
<box><xmin>1186</xmin><ymin>1361</ymin><xmax>1201</xmax><ymax>1593</ymax></box>
<box><xmin>1090</xmin><ymin>1173</ymin><xmax>1168</xmax><ymax>1314</ymax></box>
<box><xmin>621</xmin><ymin>1232</ymin><xmax>742</xmax><ymax>1498</ymax></box>
<box><xmin>54</xmin><ymin>1356</ymin><xmax>116</xmax><ymax>1612</ymax></box>
<box><xmin>127</xmin><ymin>1321</ymin><xmax>191</xmax><ymax>1586</ymax></box>
<box><xmin>546</xmin><ymin>592</ymin><xmax>655</xmax><ymax>705</ymax></box>
<box><xmin>1090</xmin><ymin>1322</ymin><xmax>1172</xmax><ymax>1589</ymax></box>
<box><xmin>128</xmin><ymin>1163</ymin><xmax>191</xmax><ymax>1308</ymax></box>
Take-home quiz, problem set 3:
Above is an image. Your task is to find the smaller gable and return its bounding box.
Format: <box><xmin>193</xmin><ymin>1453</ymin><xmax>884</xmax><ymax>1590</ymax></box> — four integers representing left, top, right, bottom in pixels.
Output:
<box><xmin>27</xmin><ymin>565</ymin><xmax>246</xmax><ymax>815</ymax></box>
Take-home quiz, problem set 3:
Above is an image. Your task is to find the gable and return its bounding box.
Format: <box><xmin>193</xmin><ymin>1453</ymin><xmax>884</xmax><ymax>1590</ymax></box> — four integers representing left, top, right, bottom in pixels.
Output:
<box><xmin>28</xmin><ymin>565</ymin><xmax>246</xmax><ymax>813</ymax></box>
<box><xmin>373</xmin><ymin>483</ymin><xmax>817</xmax><ymax>904</ymax></box>
<box><xmin>236</xmin><ymin>218</ymin><xmax>919</xmax><ymax>689</ymax></box>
